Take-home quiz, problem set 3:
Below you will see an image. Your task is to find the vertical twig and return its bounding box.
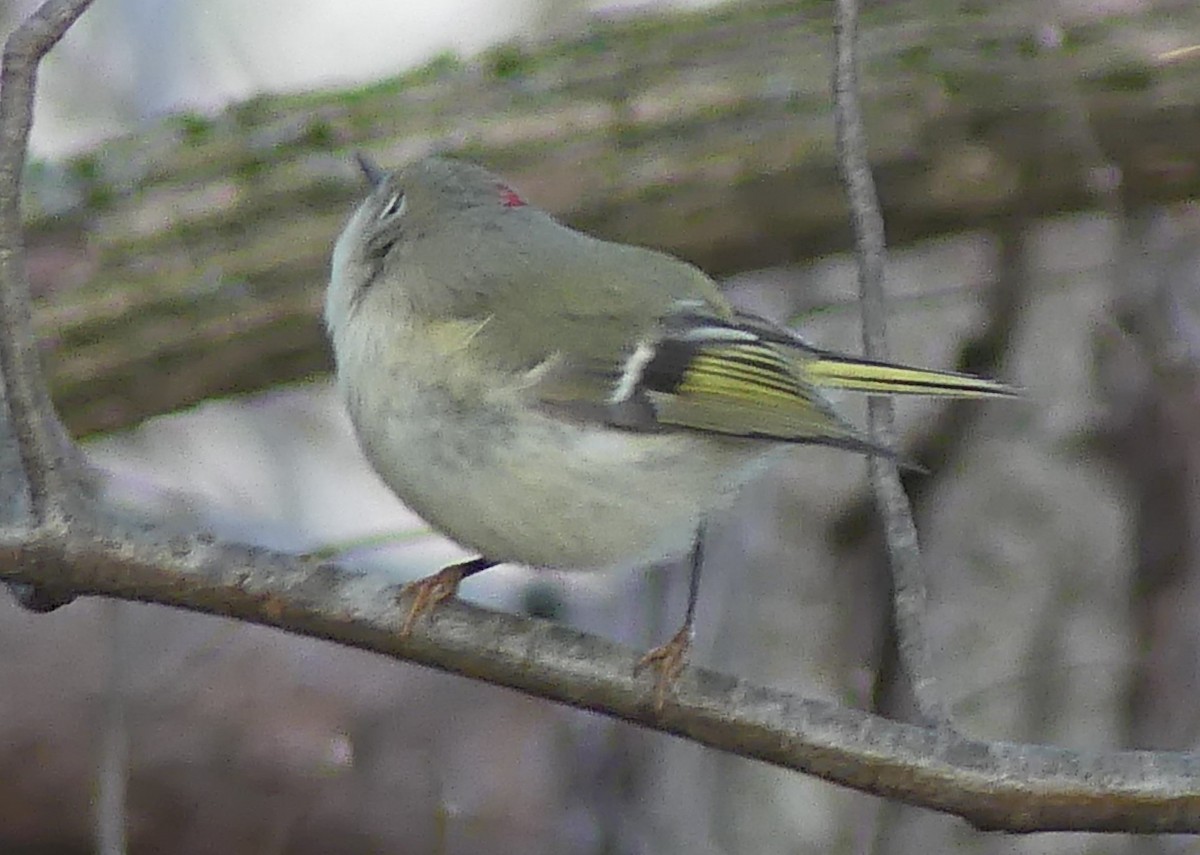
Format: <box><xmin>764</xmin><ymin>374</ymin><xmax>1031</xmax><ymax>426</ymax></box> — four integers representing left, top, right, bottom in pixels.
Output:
<box><xmin>0</xmin><ymin>0</ymin><xmax>95</xmax><ymax>523</ymax></box>
<box><xmin>831</xmin><ymin>0</ymin><xmax>950</xmax><ymax>726</ymax></box>
<box><xmin>95</xmin><ymin>600</ymin><xmax>130</xmax><ymax>855</ymax></box>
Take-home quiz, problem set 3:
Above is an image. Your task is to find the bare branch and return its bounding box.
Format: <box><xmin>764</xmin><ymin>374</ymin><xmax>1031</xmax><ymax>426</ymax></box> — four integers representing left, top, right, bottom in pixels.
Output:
<box><xmin>1</xmin><ymin>523</ymin><xmax>1199</xmax><ymax>834</ymax></box>
<box><xmin>832</xmin><ymin>0</ymin><xmax>947</xmax><ymax>725</ymax></box>
<box><xmin>0</xmin><ymin>0</ymin><xmax>95</xmax><ymax>523</ymax></box>
<box><xmin>94</xmin><ymin>600</ymin><xmax>130</xmax><ymax>855</ymax></box>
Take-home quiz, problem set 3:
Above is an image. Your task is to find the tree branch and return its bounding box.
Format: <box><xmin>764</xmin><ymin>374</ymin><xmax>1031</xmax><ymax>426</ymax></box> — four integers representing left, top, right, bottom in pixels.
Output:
<box><xmin>1</xmin><ymin>521</ymin><xmax>1199</xmax><ymax>834</ymax></box>
<box><xmin>22</xmin><ymin>0</ymin><xmax>1200</xmax><ymax>437</ymax></box>
<box><xmin>833</xmin><ymin>0</ymin><xmax>947</xmax><ymax>725</ymax></box>
<box><xmin>0</xmin><ymin>0</ymin><xmax>95</xmax><ymax>523</ymax></box>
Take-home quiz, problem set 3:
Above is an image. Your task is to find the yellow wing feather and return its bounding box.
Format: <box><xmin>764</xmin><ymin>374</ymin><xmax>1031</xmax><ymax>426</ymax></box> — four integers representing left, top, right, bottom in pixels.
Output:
<box><xmin>646</xmin><ymin>338</ymin><xmax>1015</xmax><ymax>448</ymax></box>
<box><xmin>801</xmin><ymin>355</ymin><xmax>1017</xmax><ymax>398</ymax></box>
<box><xmin>651</xmin><ymin>342</ymin><xmax>867</xmax><ymax>445</ymax></box>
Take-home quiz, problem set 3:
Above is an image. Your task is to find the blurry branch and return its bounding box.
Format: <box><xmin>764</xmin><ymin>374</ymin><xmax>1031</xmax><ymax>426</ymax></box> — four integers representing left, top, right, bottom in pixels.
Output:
<box><xmin>1100</xmin><ymin>210</ymin><xmax>1200</xmax><ymax>751</ymax></box>
<box><xmin>832</xmin><ymin>0</ymin><xmax>948</xmax><ymax>727</ymax></box>
<box><xmin>3</xmin><ymin>0</ymin><xmax>1200</xmax><ymax>837</ymax></box>
<box><xmin>21</xmin><ymin>0</ymin><xmax>1200</xmax><ymax>437</ymax></box>
<box><xmin>95</xmin><ymin>600</ymin><xmax>130</xmax><ymax>855</ymax></box>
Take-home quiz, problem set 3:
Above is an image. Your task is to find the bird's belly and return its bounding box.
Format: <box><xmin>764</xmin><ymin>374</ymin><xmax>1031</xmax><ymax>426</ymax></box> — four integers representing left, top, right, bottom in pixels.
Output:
<box><xmin>345</xmin><ymin>374</ymin><xmax>765</xmax><ymax>570</ymax></box>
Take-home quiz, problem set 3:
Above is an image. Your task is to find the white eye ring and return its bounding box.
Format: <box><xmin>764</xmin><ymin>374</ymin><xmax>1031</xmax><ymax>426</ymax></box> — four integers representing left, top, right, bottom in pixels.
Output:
<box><xmin>379</xmin><ymin>190</ymin><xmax>406</xmax><ymax>219</ymax></box>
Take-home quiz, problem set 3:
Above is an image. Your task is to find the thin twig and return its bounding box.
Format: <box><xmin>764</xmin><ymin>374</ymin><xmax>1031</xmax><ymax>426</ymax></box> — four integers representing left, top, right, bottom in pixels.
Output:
<box><xmin>0</xmin><ymin>0</ymin><xmax>95</xmax><ymax>524</ymax></box>
<box><xmin>95</xmin><ymin>600</ymin><xmax>130</xmax><ymax>855</ymax></box>
<box><xmin>831</xmin><ymin>0</ymin><xmax>949</xmax><ymax>726</ymax></box>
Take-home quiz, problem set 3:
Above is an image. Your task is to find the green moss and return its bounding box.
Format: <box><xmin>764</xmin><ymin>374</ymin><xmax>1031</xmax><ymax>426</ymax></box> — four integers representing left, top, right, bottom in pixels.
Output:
<box><xmin>976</xmin><ymin>36</ymin><xmax>1001</xmax><ymax>57</ymax></box>
<box><xmin>1059</xmin><ymin>26</ymin><xmax>1089</xmax><ymax>54</ymax></box>
<box><xmin>301</xmin><ymin>117</ymin><xmax>335</xmax><ymax>150</ymax></box>
<box><xmin>1093</xmin><ymin>62</ymin><xmax>1155</xmax><ymax>93</ymax></box>
<box><xmin>611</xmin><ymin>118</ymin><xmax>645</xmax><ymax>149</ymax></box>
<box><xmin>571</xmin><ymin>30</ymin><xmax>611</xmax><ymax>57</ymax></box>
<box><xmin>407</xmin><ymin>51</ymin><xmax>463</xmax><ymax>84</ymax></box>
<box><xmin>234</xmin><ymin>153</ymin><xmax>269</xmax><ymax>181</ymax></box>
<box><xmin>487</xmin><ymin>43</ymin><xmax>532</xmax><ymax>80</ymax></box>
<box><xmin>175</xmin><ymin>113</ymin><xmax>214</xmax><ymax>145</ymax></box>
<box><xmin>331</xmin><ymin>78</ymin><xmax>404</xmax><ymax>109</ymax></box>
<box><xmin>23</xmin><ymin>159</ymin><xmax>49</xmax><ymax>189</ymax></box>
<box><xmin>636</xmin><ymin>182</ymin><xmax>676</xmax><ymax>204</ymax></box>
<box><xmin>69</xmin><ymin>153</ymin><xmax>100</xmax><ymax>182</ymax></box>
<box><xmin>896</xmin><ymin>44</ymin><xmax>933</xmax><ymax>71</ymax></box>
<box><xmin>320</xmin><ymin>52</ymin><xmax>461</xmax><ymax>112</ymax></box>
<box><xmin>84</xmin><ymin>183</ymin><xmax>115</xmax><ymax>211</ymax></box>
<box><xmin>449</xmin><ymin>139</ymin><xmax>493</xmax><ymax>163</ymax></box>
<box><xmin>606</xmin><ymin>14</ymin><xmax>673</xmax><ymax>47</ymax></box>
<box><xmin>935</xmin><ymin>69</ymin><xmax>966</xmax><ymax>98</ymax></box>
<box><xmin>856</xmin><ymin>2</ymin><xmax>901</xmax><ymax>25</ymax></box>
<box><xmin>231</xmin><ymin>96</ymin><xmax>273</xmax><ymax>128</ymax></box>
<box><xmin>956</xmin><ymin>0</ymin><xmax>992</xmax><ymax>16</ymax></box>
<box><xmin>68</xmin><ymin>153</ymin><xmax>115</xmax><ymax>211</ymax></box>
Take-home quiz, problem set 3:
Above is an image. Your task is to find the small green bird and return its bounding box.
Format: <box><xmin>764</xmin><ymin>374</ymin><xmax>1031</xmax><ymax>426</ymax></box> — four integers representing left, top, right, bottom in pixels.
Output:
<box><xmin>325</xmin><ymin>156</ymin><xmax>1016</xmax><ymax>707</ymax></box>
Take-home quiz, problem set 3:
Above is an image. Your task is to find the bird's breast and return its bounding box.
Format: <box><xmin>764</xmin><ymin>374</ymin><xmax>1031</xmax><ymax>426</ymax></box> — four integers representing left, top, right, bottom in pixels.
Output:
<box><xmin>333</xmin><ymin>315</ymin><xmax>768</xmax><ymax>570</ymax></box>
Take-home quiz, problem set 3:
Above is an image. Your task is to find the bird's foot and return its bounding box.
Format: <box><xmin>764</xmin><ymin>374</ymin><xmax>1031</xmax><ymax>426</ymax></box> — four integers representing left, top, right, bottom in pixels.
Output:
<box><xmin>635</xmin><ymin>625</ymin><xmax>693</xmax><ymax>712</ymax></box>
<box><xmin>398</xmin><ymin>564</ymin><xmax>468</xmax><ymax>636</ymax></box>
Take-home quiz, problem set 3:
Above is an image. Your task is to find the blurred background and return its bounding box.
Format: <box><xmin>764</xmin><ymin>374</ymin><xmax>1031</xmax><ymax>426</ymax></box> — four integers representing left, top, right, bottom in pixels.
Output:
<box><xmin>3</xmin><ymin>0</ymin><xmax>1200</xmax><ymax>852</ymax></box>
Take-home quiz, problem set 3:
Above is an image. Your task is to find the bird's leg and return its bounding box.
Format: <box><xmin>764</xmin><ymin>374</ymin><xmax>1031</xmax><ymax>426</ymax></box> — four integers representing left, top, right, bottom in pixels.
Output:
<box><xmin>636</xmin><ymin>526</ymin><xmax>706</xmax><ymax>711</ymax></box>
<box><xmin>399</xmin><ymin>556</ymin><xmax>497</xmax><ymax>636</ymax></box>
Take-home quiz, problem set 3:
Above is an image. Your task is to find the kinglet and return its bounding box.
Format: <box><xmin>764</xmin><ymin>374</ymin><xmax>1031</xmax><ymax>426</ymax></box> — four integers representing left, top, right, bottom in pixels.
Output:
<box><xmin>326</xmin><ymin>155</ymin><xmax>1015</xmax><ymax>707</ymax></box>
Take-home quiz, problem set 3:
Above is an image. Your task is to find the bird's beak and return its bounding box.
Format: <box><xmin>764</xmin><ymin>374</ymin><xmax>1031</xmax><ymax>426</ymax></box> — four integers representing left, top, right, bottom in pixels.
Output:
<box><xmin>354</xmin><ymin>152</ymin><xmax>387</xmax><ymax>187</ymax></box>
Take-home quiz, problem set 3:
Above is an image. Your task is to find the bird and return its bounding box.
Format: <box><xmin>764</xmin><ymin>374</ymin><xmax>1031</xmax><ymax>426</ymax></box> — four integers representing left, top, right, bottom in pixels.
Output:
<box><xmin>324</xmin><ymin>155</ymin><xmax>1016</xmax><ymax>709</ymax></box>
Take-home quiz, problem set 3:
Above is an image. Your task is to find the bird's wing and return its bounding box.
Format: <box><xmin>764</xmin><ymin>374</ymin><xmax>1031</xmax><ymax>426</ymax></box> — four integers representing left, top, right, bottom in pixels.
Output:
<box><xmin>732</xmin><ymin>310</ymin><xmax>1019</xmax><ymax>398</ymax></box>
<box><xmin>454</xmin><ymin>224</ymin><xmax>1013</xmax><ymax>453</ymax></box>
<box><xmin>518</xmin><ymin>300</ymin><xmax>885</xmax><ymax>454</ymax></box>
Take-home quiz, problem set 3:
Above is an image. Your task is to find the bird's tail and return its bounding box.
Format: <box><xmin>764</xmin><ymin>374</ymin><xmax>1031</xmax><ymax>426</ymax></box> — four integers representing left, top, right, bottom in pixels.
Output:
<box><xmin>804</xmin><ymin>355</ymin><xmax>1018</xmax><ymax>398</ymax></box>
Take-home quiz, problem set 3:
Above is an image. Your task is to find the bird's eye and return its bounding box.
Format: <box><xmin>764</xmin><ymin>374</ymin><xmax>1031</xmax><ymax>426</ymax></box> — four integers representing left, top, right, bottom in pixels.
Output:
<box><xmin>379</xmin><ymin>190</ymin><xmax>406</xmax><ymax>220</ymax></box>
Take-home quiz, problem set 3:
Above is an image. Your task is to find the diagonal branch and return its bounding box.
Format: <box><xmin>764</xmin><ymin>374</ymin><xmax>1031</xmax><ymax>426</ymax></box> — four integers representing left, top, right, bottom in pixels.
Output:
<box><xmin>1</xmin><ymin>523</ymin><xmax>1199</xmax><ymax>834</ymax></box>
<box><xmin>0</xmin><ymin>0</ymin><xmax>95</xmax><ymax>524</ymax></box>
